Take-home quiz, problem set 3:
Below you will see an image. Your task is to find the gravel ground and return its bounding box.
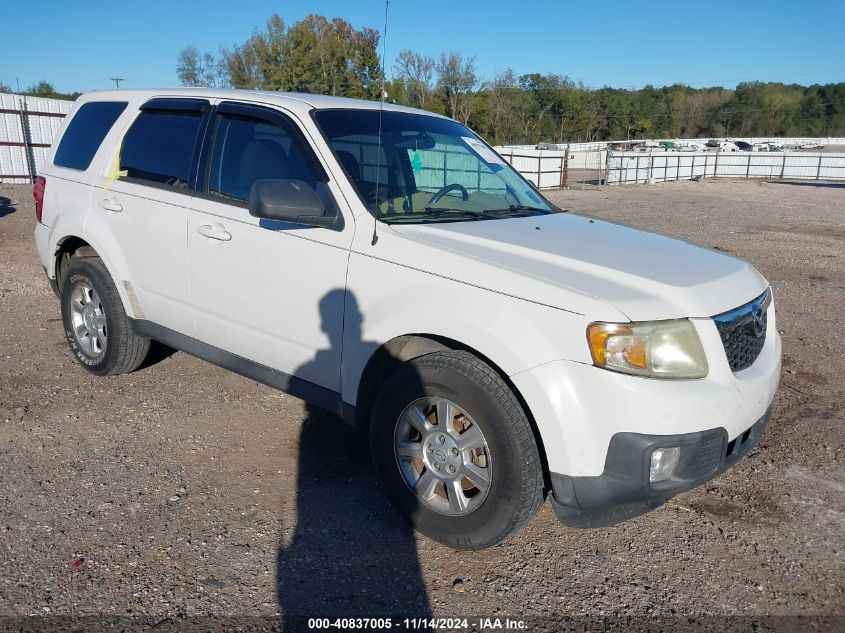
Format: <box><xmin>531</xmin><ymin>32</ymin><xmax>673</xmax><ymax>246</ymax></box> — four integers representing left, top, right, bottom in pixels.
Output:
<box><xmin>0</xmin><ymin>179</ymin><xmax>843</xmax><ymax>632</ymax></box>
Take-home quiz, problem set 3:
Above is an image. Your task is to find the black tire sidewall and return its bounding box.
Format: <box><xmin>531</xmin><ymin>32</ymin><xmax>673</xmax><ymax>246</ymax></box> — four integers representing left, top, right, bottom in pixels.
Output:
<box><xmin>60</xmin><ymin>259</ymin><xmax>121</xmax><ymax>375</ymax></box>
<box><xmin>371</xmin><ymin>356</ymin><xmax>536</xmax><ymax>550</ymax></box>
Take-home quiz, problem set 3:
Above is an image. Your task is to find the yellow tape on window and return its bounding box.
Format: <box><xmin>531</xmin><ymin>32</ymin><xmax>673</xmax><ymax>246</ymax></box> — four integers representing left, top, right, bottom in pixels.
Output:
<box><xmin>102</xmin><ymin>146</ymin><xmax>127</xmax><ymax>191</ymax></box>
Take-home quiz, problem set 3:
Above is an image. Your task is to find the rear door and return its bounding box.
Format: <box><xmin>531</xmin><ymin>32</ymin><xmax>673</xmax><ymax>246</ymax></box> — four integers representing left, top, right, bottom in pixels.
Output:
<box><xmin>89</xmin><ymin>98</ymin><xmax>210</xmax><ymax>336</ymax></box>
<box><xmin>187</xmin><ymin>101</ymin><xmax>353</xmax><ymax>392</ymax></box>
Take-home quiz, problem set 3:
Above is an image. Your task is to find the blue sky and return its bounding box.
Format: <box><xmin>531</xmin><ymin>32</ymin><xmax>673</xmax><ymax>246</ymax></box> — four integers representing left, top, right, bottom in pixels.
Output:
<box><xmin>2</xmin><ymin>0</ymin><xmax>843</xmax><ymax>94</ymax></box>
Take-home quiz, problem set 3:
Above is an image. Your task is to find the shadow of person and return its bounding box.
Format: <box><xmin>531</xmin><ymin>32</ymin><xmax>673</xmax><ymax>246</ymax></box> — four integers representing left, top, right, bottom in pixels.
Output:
<box><xmin>276</xmin><ymin>290</ymin><xmax>432</xmax><ymax>631</ymax></box>
<box><xmin>0</xmin><ymin>196</ymin><xmax>17</xmax><ymax>219</ymax></box>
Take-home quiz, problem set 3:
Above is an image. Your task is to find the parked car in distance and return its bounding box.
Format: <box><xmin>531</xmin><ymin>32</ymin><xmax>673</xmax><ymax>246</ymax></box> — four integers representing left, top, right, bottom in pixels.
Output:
<box><xmin>705</xmin><ymin>139</ymin><xmax>721</xmax><ymax>147</ymax></box>
<box><xmin>607</xmin><ymin>140</ymin><xmax>645</xmax><ymax>151</ymax></box>
<box><xmin>683</xmin><ymin>142</ymin><xmax>709</xmax><ymax>152</ymax></box>
<box><xmin>33</xmin><ymin>89</ymin><xmax>781</xmax><ymax>549</ymax></box>
<box><xmin>718</xmin><ymin>141</ymin><xmax>738</xmax><ymax>152</ymax></box>
<box><xmin>799</xmin><ymin>142</ymin><xmax>825</xmax><ymax>149</ymax></box>
<box><xmin>734</xmin><ymin>141</ymin><xmax>753</xmax><ymax>151</ymax></box>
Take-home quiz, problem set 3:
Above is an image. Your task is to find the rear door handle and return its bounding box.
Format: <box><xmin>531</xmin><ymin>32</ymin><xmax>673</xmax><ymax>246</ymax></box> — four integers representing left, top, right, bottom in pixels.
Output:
<box><xmin>197</xmin><ymin>223</ymin><xmax>232</xmax><ymax>241</ymax></box>
<box><xmin>98</xmin><ymin>198</ymin><xmax>123</xmax><ymax>213</ymax></box>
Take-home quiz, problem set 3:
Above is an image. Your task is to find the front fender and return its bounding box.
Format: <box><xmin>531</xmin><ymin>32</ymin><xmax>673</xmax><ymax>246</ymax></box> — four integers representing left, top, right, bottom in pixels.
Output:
<box><xmin>342</xmin><ymin>251</ymin><xmax>593</xmax><ymax>407</ymax></box>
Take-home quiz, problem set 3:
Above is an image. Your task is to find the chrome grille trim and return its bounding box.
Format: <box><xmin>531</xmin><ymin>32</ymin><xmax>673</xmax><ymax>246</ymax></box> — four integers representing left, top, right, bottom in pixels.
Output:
<box><xmin>712</xmin><ymin>288</ymin><xmax>771</xmax><ymax>372</ymax></box>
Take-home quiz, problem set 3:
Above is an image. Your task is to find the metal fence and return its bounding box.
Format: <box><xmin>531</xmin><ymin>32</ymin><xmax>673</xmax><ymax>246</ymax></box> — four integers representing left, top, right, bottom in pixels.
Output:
<box><xmin>0</xmin><ymin>93</ymin><xmax>72</xmax><ymax>184</ymax></box>
<box><xmin>493</xmin><ymin>147</ymin><xmax>605</xmax><ymax>188</ymax></box>
<box><xmin>500</xmin><ymin>137</ymin><xmax>845</xmax><ymax>153</ymax></box>
<box><xmin>605</xmin><ymin>151</ymin><xmax>845</xmax><ymax>185</ymax></box>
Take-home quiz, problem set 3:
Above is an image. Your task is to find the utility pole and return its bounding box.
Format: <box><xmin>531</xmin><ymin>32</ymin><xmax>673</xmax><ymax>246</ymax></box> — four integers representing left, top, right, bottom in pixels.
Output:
<box><xmin>110</xmin><ymin>78</ymin><xmax>124</xmax><ymax>89</ymax></box>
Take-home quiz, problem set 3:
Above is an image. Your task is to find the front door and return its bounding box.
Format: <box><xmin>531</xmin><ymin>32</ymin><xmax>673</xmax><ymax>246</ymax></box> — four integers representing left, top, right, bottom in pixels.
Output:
<box><xmin>187</xmin><ymin>102</ymin><xmax>353</xmax><ymax>393</ymax></box>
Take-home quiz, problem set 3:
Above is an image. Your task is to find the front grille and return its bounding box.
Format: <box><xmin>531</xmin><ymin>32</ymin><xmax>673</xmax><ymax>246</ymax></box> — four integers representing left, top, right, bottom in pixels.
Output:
<box><xmin>712</xmin><ymin>289</ymin><xmax>771</xmax><ymax>372</ymax></box>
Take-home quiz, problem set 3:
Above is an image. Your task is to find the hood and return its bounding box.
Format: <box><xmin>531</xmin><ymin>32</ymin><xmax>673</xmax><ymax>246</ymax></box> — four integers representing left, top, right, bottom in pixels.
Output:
<box><xmin>389</xmin><ymin>212</ymin><xmax>767</xmax><ymax>322</ymax></box>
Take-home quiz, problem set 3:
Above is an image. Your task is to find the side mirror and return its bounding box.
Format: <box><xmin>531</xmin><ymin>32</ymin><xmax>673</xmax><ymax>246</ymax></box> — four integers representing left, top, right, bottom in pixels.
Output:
<box><xmin>248</xmin><ymin>179</ymin><xmax>337</xmax><ymax>228</ymax></box>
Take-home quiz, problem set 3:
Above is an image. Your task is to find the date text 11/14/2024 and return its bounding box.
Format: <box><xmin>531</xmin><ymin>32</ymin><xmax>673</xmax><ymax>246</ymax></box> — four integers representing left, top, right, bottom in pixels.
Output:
<box><xmin>306</xmin><ymin>617</ymin><xmax>527</xmax><ymax>630</ymax></box>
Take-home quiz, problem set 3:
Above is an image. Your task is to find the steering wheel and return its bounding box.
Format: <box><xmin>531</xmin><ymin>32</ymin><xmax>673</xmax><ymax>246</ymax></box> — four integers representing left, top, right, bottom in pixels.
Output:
<box><xmin>429</xmin><ymin>183</ymin><xmax>469</xmax><ymax>205</ymax></box>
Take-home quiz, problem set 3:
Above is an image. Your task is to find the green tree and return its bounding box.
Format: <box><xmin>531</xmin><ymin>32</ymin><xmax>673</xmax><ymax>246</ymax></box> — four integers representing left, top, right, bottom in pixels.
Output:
<box><xmin>26</xmin><ymin>81</ymin><xmax>56</xmax><ymax>96</ymax></box>
<box><xmin>223</xmin><ymin>14</ymin><xmax>290</xmax><ymax>89</ymax></box>
<box><xmin>435</xmin><ymin>52</ymin><xmax>477</xmax><ymax>124</ymax></box>
<box><xmin>176</xmin><ymin>46</ymin><xmax>228</xmax><ymax>88</ymax></box>
<box><xmin>394</xmin><ymin>50</ymin><xmax>435</xmax><ymax>109</ymax></box>
<box><xmin>20</xmin><ymin>81</ymin><xmax>80</xmax><ymax>101</ymax></box>
<box><xmin>219</xmin><ymin>13</ymin><xmax>382</xmax><ymax>97</ymax></box>
<box><xmin>485</xmin><ymin>69</ymin><xmax>525</xmax><ymax>144</ymax></box>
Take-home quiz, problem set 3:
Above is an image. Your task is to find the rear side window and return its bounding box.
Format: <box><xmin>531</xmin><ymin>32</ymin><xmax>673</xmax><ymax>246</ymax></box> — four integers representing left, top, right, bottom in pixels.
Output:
<box><xmin>207</xmin><ymin>114</ymin><xmax>317</xmax><ymax>201</ymax></box>
<box><xmin>120</xmin><ymin>110</ymin><xmax>204</xmax><ymax>188</ymax></box>
<box><xmin>53</xmin><ymin>102</ymin><xmax>127</xmax><ymax>171</ymax></box>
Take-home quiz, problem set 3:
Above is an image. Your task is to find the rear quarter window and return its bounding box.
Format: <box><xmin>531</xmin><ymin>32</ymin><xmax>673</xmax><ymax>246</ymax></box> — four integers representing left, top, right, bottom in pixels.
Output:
<box><xmin>52</xmin><ymin>101</ymin><xmax>128</xmax><ymax>171</ymax></box>
<box><xmin>120</xmin><ymin>109</ymin><xmax>204</xmax><ymax>188</ymax></box>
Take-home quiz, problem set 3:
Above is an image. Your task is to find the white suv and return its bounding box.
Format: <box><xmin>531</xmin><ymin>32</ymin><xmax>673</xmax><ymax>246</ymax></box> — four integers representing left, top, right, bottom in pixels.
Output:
<box><xmin>34</xmin><ymin>89</ymin><xmax>781</xmax><ymax>549</ymax></box>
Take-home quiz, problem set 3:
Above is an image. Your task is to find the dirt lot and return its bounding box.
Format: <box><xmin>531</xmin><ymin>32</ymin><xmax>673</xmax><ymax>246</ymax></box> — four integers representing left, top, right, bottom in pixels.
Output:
<box><xmin>1</xmin><ymin>179</ymin><xmax>843</xmax><ymax>632</ymax></box>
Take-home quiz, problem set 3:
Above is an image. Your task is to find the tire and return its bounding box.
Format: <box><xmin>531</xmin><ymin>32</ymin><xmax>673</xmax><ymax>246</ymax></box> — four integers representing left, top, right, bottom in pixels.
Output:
<box><xmin>370</xmin><ymin>350</ymin><xmax>544</xmax><ymax>550</ymax></box>
<box><xmin>60</xmin><ymin>256</ymin><xmax>150</xmax><ymax>376</ymax></box>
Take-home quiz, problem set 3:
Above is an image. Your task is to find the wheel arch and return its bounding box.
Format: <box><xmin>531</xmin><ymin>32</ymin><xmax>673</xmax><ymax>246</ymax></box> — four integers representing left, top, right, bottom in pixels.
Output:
<box><xmin>354</xmin><ymin>333</ymin><xmax>552</xmax><ymax>492</ymax></box>
<box><xmin>54</xmin><ymin>235</ymin><xmax>98</xmax><ymax>290</ymax></box>
<box><xmin>51</xmin><ymin>233</ymin><xmax>138</xmax><ymax>318</ymax></box>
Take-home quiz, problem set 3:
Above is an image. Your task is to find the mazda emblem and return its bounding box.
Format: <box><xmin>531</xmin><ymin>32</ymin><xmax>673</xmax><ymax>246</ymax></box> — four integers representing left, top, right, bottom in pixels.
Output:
<box><xmin>751</xmin><ymin>305</ymin><xmax>766</xmax><ymax>337</ymax></box>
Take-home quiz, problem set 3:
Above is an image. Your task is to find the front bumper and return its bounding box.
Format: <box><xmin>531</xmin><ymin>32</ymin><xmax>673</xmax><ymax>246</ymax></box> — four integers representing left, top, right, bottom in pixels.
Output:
<box><xmin>549</xmin><ymin>405</ymin><xmax>772</xmax><ymax>528</ymax></box>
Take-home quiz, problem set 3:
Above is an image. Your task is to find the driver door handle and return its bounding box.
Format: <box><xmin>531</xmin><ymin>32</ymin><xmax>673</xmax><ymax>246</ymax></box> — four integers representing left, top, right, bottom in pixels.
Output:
<box><xmin>197</xmin><ymin>223</ymin><xmax>232</xmax><ymax>242</ymax></box>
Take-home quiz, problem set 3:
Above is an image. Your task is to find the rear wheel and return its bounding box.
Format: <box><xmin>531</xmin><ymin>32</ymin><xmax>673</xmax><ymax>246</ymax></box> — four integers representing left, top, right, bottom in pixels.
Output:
<box><xmin>60</xmin><ymin>257</ymin><xmax>150</xmax><ymax>375</ymax></box>
<box><xmin>370</xmin><ymin>351</ymin><xmax>544</xmax><ymax>550</ymax></box>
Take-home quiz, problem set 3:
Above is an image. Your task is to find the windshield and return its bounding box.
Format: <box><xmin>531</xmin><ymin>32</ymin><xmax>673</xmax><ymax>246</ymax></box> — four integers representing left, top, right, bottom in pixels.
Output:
<box><xmin>313</xmin><ymin>109</ymin><xmax>556</xmax><ymax>223</ymax></box>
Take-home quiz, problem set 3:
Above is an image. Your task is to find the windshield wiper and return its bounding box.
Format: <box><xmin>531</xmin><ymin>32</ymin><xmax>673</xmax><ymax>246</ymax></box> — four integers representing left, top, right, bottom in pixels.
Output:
<box><xmin>483</xmin><ymin>204</ymin><xmax>555</xmax><ymax>215</ymax></box>
<box><xmin>380</xmin><ymin>206</ymin><xmax>489</xmax><ymax>223</ymax></box>
<box><xmin>423</xmin><ymin>206</ymin><xmax>487</xmax><ymax>216</ymax></box>
<box><xmin>382</xmin><ymin>205</ymin><xmax>551</xmax><ymax>224</ymax></box>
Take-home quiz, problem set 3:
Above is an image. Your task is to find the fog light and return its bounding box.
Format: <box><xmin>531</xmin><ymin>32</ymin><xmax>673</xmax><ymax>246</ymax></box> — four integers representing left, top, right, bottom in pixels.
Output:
<box><xmin>650</xmin><ymin>446</ymin><xmax>680</xmax><ymax>482</ymax></box>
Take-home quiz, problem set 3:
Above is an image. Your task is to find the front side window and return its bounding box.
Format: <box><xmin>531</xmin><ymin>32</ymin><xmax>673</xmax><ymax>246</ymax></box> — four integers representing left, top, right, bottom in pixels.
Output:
<box><xmin>53</xmin><ymin>101</ymin><xmax>127</xmax><ymax>171</ymax></box>
<box><xmin>120</xmin><ymin>110</ymin><xmax>204</xmax><ymax>187</ymax></box>
<box><xmin>314</xmin><ymin>109</ymin><xmax>555</xmax><ymax>223</ymax></box>
<box><xmin>207</xmin><ymin>114</ymin><xmax>317</xmax><ymax>202</ymax></box>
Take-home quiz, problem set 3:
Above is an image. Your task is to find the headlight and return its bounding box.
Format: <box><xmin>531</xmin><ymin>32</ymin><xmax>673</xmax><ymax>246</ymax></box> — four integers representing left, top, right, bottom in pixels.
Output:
<box><xmin>587</xmin><ymin>319</ymin><xmax>708</xmax><ymax>379</ymax></box>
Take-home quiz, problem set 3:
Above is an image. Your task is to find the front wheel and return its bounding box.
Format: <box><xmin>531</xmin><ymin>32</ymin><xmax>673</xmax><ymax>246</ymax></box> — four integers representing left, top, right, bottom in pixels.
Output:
<box><xmin>370</xmin><ymin>351</ymin><xmax>544</xmax><ymax>550</ymax></box>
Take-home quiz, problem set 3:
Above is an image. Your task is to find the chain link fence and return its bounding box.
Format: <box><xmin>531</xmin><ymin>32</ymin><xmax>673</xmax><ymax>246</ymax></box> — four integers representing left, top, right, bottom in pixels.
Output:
<box><xmin>604</xmin><ymin>151</ymin><xmax>845</xmax><ymax>185</ymax></box>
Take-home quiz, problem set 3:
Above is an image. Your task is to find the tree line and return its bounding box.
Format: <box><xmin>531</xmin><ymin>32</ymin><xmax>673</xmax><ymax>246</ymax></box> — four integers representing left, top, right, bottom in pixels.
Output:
<box><xmin>176</xmin><ymin>14</ymin><xmax>844</xmax><ymax>143</ymax></box>
<box><xmin>8</xmin><ymin>12</ymin><xmax>842</xmax><ymax>143</ymax></box>
<box><xmin>0</xmin><ymin>80</ymin><xmax>81</xmax><ymax>101</ymax></box>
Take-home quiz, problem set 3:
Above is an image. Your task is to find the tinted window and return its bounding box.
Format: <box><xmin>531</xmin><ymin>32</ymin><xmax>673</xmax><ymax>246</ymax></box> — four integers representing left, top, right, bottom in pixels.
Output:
<box><xmin>53</xmin><ymin>101</ymin><xmax>127</xmax><ymax>171</ymax></box>
<box><xmin>314</xmin><ymin>109</ymin><xmax>551</xmax><ymax>221</ymax></box>
<box><xmin>207</xmin><ymin>114</ymin><xmax>317</xmax><ymax>201</ymax></box>
<box><xmin>120</xmin><ymin>110</ymin><xmax>204</xmax><ymax>187</ymax></box>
